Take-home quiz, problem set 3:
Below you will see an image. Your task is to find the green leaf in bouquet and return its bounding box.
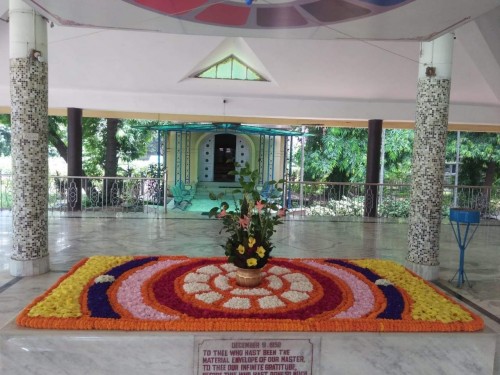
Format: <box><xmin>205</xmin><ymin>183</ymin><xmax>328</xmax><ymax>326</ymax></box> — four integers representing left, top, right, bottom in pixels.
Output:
<box><xmin>208</xmin><ymin>207</ymin><xmax>219</xmax><ymax>218</ymax></box>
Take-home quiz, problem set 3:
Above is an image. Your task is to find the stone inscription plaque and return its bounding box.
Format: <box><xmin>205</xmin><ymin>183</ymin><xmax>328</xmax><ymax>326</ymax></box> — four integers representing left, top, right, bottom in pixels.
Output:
<box><xmin>23</xmin><ymin>132</ymin><xmax>39</xmax><ymax>141</ymax></box>
<box><xmin>196</xmin><ymin>338</ymin><xmax>317</xmax><ymax>375</ymax></box>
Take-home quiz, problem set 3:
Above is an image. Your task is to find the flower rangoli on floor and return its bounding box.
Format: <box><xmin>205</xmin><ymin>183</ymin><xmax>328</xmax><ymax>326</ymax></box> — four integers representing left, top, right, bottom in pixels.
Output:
<box><xmin>17</xmin><ymin>256</ymin><xmax>484</xmax><ymax>332</ymax></box>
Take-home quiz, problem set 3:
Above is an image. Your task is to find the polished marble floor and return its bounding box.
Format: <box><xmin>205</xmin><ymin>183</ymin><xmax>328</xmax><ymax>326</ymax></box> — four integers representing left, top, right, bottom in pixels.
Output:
<box><xmin>1</xmin><ymin>211</ymin><xmax>499</xmax><ymax>331</ymax></box>
<box><xmin>1</xmin><ymin>212</ymin><xmax>500</xmax><ymax>374</ymax></box>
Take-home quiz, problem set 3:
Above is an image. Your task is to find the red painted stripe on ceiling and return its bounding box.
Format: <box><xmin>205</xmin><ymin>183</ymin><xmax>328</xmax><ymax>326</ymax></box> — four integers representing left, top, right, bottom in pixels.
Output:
<box><xmin>136</xmin><ymin>0</ymin><xmax>207</xmax><ymax>15</ymax></box>
<box><xmin>195</xmin><ymin>4</ymin><xmax>251</xmax><ymax>26</ymax></box>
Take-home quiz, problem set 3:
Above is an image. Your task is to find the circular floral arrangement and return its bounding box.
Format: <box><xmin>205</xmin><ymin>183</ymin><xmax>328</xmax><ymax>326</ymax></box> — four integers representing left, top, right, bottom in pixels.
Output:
<box><xmin>17</xmin><ymin>256</ymin><xmax>483</xmax><ymax>332</ymax></box>
<box><xmin>161</xmin><ymin>261</ymin><xmax>328</xmax><ymax>318</ymax></box>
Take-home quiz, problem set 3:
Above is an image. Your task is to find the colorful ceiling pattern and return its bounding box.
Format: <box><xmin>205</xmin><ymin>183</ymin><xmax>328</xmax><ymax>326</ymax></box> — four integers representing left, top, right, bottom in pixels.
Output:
<box><xmin>124</xmin><ymin>0</ymin><xmax>415</xmax><ymax>29</ymax></box>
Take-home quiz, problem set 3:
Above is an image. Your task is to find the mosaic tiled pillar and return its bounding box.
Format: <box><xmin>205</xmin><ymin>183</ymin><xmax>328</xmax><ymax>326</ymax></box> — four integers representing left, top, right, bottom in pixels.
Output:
<box><xmin>9</xmin><ymin>0</ymin><xmax>50</xmax><ymax>276</ymax></box>
<box><xmin>406</xmin><ymin>34</ymin><xmax>454</xmax><ymax>280</ymax></box>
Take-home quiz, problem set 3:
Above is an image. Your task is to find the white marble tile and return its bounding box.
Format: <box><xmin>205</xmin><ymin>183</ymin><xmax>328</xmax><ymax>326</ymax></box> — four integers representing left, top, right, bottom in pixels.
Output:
<box><xmin>320</xmin><ymin>331</ymin><xmax>497</xmax><ymax>375</ymax></box>
<box><xmin>0</xmin><ymin>327</ymin><xmax>194</xmax><ymax>375</ymax></box>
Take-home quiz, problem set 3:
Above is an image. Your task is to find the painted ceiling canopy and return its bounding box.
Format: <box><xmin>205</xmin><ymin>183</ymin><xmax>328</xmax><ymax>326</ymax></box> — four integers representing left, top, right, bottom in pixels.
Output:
<box><xmin>123</xmin><ymin>0</ymin><xmax>412</xmax><ymax>29</ymax></box>
<box><xmin>19</xmin><ymin>0</ymin><xmax>500</xmax><ymax>40</ymax></box>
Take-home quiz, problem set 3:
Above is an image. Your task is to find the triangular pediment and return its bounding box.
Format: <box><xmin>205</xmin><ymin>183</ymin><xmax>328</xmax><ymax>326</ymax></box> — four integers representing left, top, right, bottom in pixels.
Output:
<box><xmin>183</xmin><ymin>38</ymin><xmax>274</xmax><ymax>83</ymax></box>
<box><xmin>194</xmin><ymin>54</ymin><xmax>267</xmax><ymax>81</ymax></box>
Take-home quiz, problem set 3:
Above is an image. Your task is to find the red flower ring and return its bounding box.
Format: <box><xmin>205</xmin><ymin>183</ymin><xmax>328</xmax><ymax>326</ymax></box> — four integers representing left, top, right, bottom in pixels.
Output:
<box><xmin>153</xmin><ymin>259</ymin><xmax>342</xmax><ymax>319</ymax></box>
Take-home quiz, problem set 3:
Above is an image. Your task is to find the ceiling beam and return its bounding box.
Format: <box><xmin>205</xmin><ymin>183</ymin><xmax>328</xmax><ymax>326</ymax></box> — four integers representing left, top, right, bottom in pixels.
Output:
<box><xmin>1</xmin><ymin>106</ymin><xmax>500</xmax><ymax>132</ymax></box>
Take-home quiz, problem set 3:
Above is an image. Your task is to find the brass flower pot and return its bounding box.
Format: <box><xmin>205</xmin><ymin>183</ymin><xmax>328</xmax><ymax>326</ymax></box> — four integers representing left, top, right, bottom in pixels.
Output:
<box><xmin>235</xmin><ymin>267</ymin><xmax>263</xmax><ymax>287</ymax></box>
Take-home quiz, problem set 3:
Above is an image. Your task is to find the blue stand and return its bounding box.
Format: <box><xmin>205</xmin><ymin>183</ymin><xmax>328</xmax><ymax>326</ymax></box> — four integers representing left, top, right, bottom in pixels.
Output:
<box><xmin>449</xmin><ymin>208</ymin><xmax>480</xmax><ymax>288</ymax></box>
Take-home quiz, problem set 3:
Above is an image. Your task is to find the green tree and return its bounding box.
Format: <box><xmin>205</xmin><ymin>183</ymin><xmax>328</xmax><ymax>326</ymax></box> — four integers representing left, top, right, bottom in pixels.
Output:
<box><xmin>0</xmin><ymin>114</ymin><xmax>155</xmax><ymax>179</ymax></box>
<box><xmin>0</xmin><ymin>114</ymin><xmax>11</xmax><ymax>156</ymax></box>
<box><xmin>383</xmin><ymin>129</ymin><xmax>414</xmax><ymax>183</ymax></box>
<box><xmin>299</xmin><ymin>127</ymin><xmax>414</xmax><ymax>183</ymax></box>
<box><xmin>82</xmin><ymin>118</ymin><xmax>154</xmax><ymax>177</ymax></box>
<box><xmin>50</xmin><ymin>116</ymin><xmax>154</xmax><ymax>203</ymax></box>
<box><xmin>446</xmin><ymin>132</ymin><xmax>500</xmax><ymax>187</ymax></box>
<box><xmin>301</xmin><ymin>127</ymin><xmax>368</xmax><ymax>182</ymax></box>
<box><xmin>48</xmin><ymin>116</ymin><xmax>69</xmax><ymax>158</ymax></box>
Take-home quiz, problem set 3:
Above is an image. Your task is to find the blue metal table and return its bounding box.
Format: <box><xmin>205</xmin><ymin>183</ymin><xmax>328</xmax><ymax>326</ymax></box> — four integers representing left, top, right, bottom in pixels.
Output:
<box><xmin>449</xmin><ymin>208</ymin><xmax>480</xmax><ymax>288</ymax></box>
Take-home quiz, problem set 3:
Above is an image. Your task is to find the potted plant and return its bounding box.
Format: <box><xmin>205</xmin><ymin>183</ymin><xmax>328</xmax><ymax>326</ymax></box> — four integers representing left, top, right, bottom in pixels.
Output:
<box><xmin>209</xmin><ymin>163</ymin><xmax>285</xmax><ymax>287</ymax></box>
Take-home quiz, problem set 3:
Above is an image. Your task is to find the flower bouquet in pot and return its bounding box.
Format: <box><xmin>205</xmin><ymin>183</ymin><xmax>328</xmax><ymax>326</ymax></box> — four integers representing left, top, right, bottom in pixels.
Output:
<box><xmin>209</xmin><ymin>163</ymin><xmax>285</xmax><ymax>286</ymax></box>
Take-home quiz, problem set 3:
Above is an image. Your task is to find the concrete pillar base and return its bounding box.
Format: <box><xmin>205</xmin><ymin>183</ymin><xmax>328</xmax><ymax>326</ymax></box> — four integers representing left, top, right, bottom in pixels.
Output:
<box><xmin>405</xmin><ymin>260</ymin><xmax>440</xmax><ymax>281</ymax></box>
<box><xmin>10</xmin><ymin>256</ymin><xmax>50</xmax><ymax>276</ymax></box>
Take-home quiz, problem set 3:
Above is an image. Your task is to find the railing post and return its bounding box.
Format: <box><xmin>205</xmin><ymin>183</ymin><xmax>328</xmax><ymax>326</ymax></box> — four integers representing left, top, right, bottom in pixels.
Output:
<box><xmin>0</xmin><ymin>173</ymin><xmax>3</xmax><ymax>210</ymax></box>
<box><xmin>163</xmin><ymin>169</ymin><xmax>168</xmax><ymax>213</ymax></box>
<box><xmin>281</xmin><ymin>136</ymin><xmax>288</xmax><ymax>209</ymax></box>
<box><xmin>287</xmin><ymin>136</ymin><xmax>293</xmax><ymax>209</ymax></box>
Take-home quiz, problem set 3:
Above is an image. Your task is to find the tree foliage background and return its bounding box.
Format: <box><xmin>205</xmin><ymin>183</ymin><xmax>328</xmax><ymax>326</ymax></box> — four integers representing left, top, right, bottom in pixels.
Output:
<box><xmin>47</xmin><ymin>116</ymin><xmax>154</xmax><ymax>176</ymax></box>
<box><xmin>2</xmin><ymin>115</ymin><xmax>155</xmax><ymax>176</ymax></box>
<box><xmin>0</xmin><ymin>114</ymin><xmax>10</xmax><ymax>157</ymax></box>
<box><xmin>299</xmin><ymin>127</ymin><xmax>414</xmax><ymax>184</ymax></box>
<box><xmin>1</xmin><ymin>114</ymin><xmax>499</xmax><ymax>188</ymax></box>
<box><xmin>80</xmin><ymin>118</ymin><xmax>153</xmax><ymax>176</ymax></box>
<box><xmin>446</xmin><ymin>132</ymin><xmax>500</xmax><ymax>187</ymax></box>
<box><xmin>298</xmin><ymin>127</ymin><xmax>498</xmax><ymax>187</ymax></box>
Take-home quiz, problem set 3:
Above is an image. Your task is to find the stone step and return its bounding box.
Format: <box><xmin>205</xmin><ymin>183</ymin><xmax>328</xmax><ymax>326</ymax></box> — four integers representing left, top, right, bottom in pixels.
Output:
<box><xmin>1</xmin><ymin>319</ymin><xmax>495</xmax><ymax>375</ymax></box>
<box><xmin>195</xmin><ymin>182</ymin><xmax>241</xmax><ymax>199</ymax></box>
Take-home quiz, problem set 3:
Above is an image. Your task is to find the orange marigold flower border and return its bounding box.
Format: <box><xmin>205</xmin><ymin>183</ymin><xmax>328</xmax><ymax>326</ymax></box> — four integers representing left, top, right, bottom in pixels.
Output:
<box><xmin>16</xmin><ymin>256</ymin><xmax>484</xmax><ymax>332</ymax></box>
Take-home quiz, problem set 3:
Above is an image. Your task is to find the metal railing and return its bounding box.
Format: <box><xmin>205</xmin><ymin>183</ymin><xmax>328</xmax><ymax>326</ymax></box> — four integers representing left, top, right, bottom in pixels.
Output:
<box><xmin>1</xmin><ymin>174</ymin><xmax>499</xmax><ymax>220</ymax></box>
<box><xmin>1</xmin><ymin>174</ymin><xmax>167</xmax><ymax>217</ymax></box>
<box><xmin>282</xmin><ymin>181</ymin><xmax>409</xmax><ymax>217</ymax></box>
<box><xmin>282</xmin><ymin>181</ymin><xmax>499</xmax><ymax>220</ymax></box>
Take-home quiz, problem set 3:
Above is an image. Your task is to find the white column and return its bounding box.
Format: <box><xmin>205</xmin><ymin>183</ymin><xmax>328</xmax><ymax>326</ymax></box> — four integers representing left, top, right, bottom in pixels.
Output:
<box><xmin>9</xmin><ymin>0</ymin><xmax>50</xmax><ymax>276</ymax></box>
<box><xmin>9</xmin><ymin>0</ymin><xmax>48</xmax><ymax>59</ymax></box>
<box><xmin>406</xmin><ymin>33</ymin><xmax>454</xmax><ymax>280</ymax></box>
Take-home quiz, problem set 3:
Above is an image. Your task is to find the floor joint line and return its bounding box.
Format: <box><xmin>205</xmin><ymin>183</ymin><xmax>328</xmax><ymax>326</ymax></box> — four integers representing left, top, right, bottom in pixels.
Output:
<box><xmin>0</xmin><ymin>276</ymin><xmax>23</xmax><ymax>294</ymax></box>
<box><xmin>434</xmin><ymin>280</ymin><xmax>500</xmax><ymax>325</ymax></box>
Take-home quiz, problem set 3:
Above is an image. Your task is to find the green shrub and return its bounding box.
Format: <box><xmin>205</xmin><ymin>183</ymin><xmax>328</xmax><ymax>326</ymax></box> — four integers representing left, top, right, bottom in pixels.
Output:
<box><xmin>305</xmin><ymin>195</ymin><xmax>364</xmax><ymax>217</ymax></box>
<box><xmin>379</xmin><ymin>198</ymin><xmax>410</xmax><ymax>218</ymax></box>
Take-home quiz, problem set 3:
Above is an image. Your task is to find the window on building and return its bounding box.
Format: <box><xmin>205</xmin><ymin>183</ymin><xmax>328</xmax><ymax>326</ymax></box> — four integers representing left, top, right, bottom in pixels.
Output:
<box><xmin>195</xmin><ymin>55</ymin><xmax>267</xmax><ymax>81</ymax></box>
